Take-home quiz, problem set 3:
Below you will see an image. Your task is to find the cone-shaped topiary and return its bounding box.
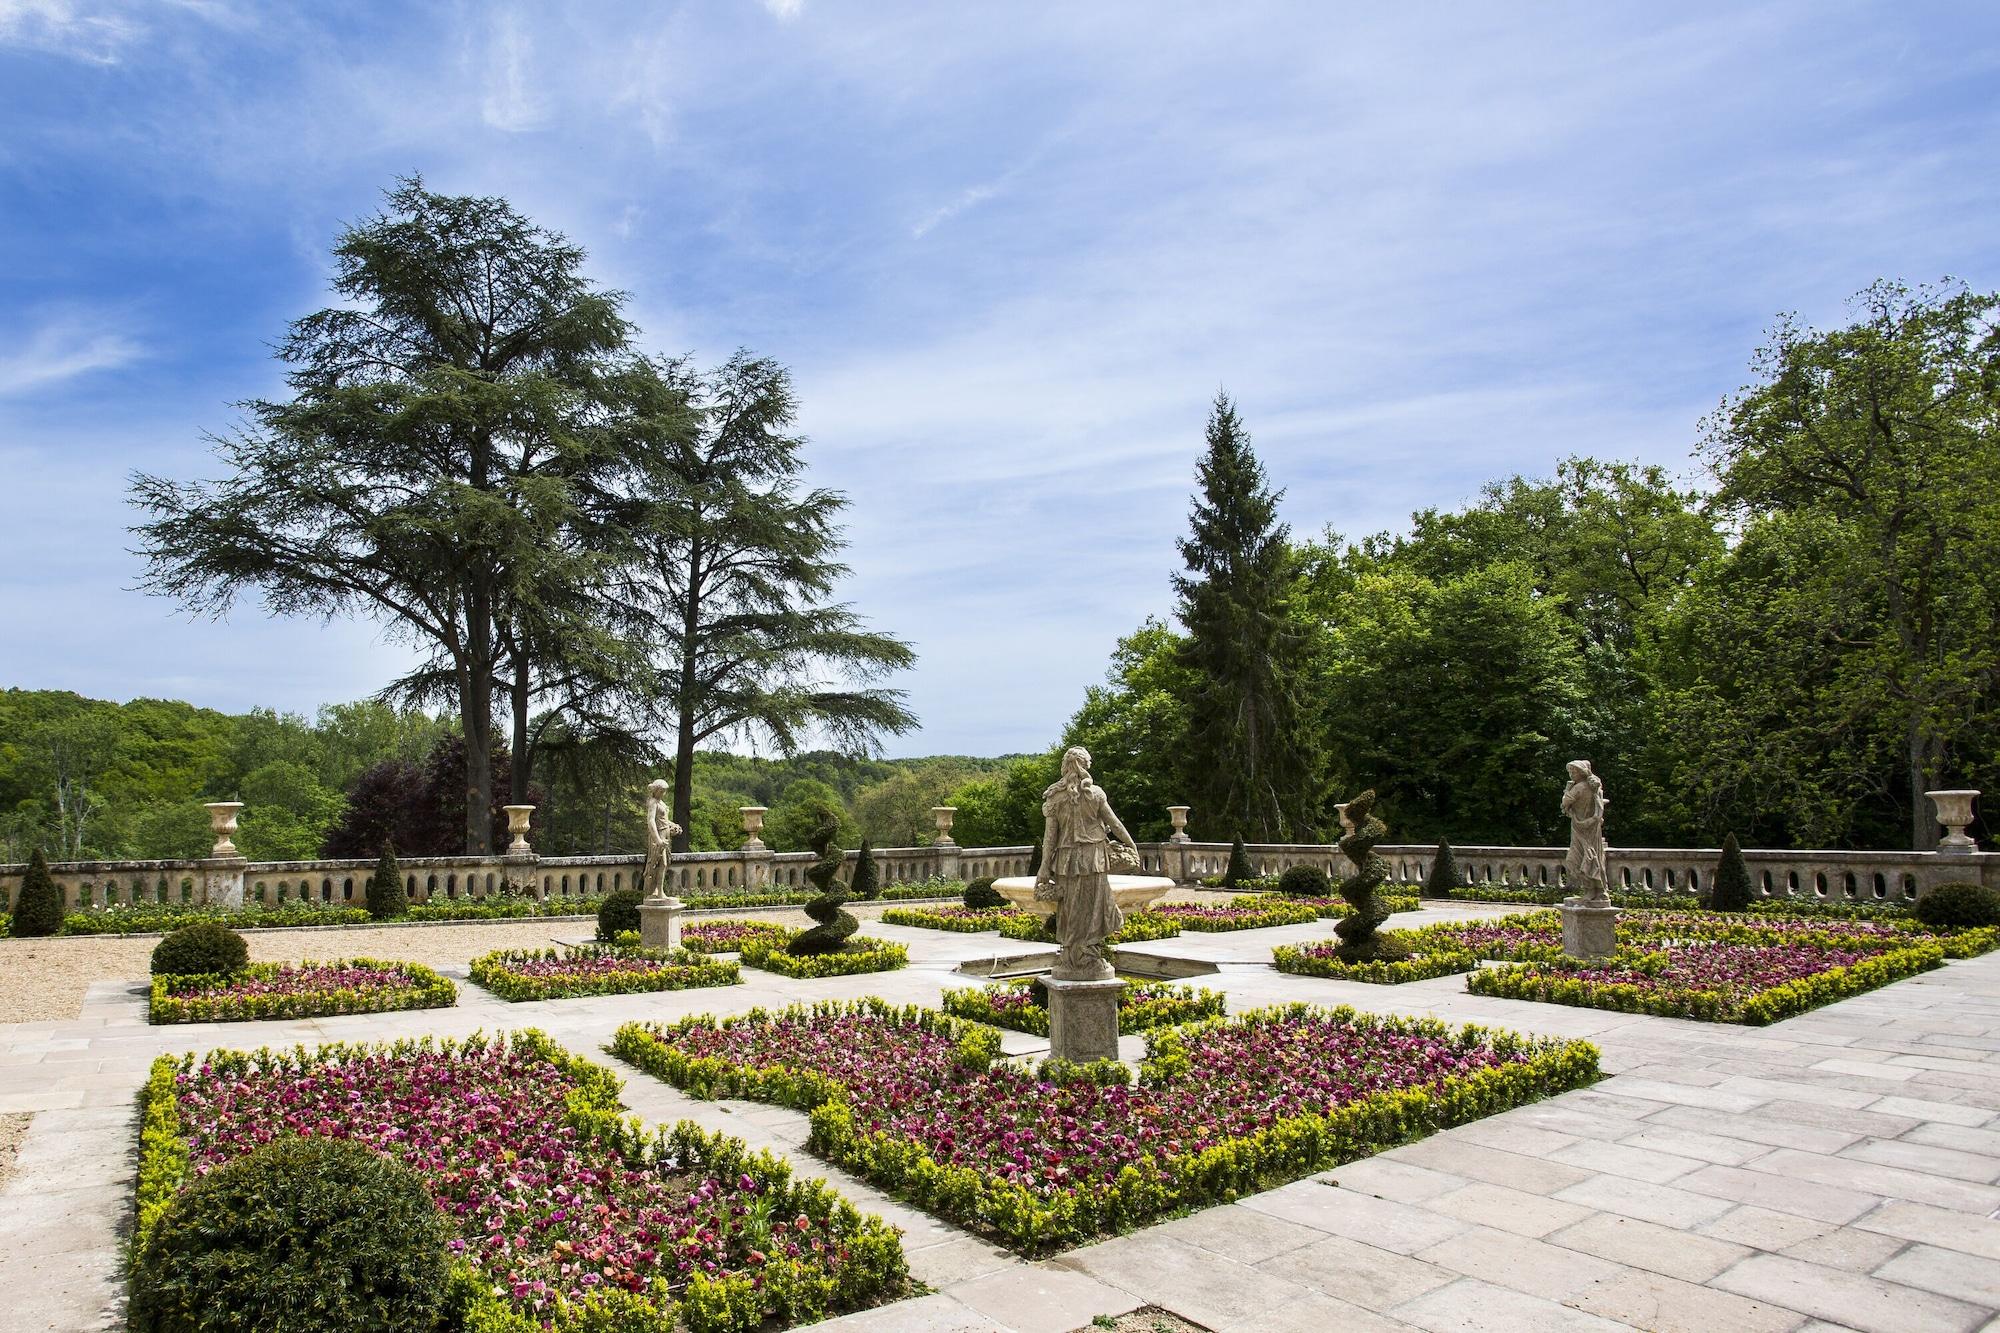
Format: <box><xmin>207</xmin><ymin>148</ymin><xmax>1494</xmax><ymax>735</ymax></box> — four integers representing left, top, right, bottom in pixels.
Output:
<box><xmin>151</xmin><ymin>922</ymin><xmax>249</xmax><ymax>976</ymax></box>
<box><xmin>788</xmin><ymin>809</ymin><xmax>858</xmax><ymax>956</ymax></box>
<box><xmin>10</xmin><ymin>847</ymin><xmax>62</xmax><ymax>937</ymax></box>
<box><xmin>1224</xmin><ymin>835</ymin><xmax>1256</xmax><ymax>888</ymax></box>
<box><xmin>1422</xmin><ymin>841</ymin><xmax>1458</xmax><ymax>900</ymax></box>
<box><xmin>963</xmin><ymin>876</ymin><xmax>1004</xmax><ymax>909</ymax></box>
<box><xmin>1707</xmin><ymin>833</ymin><xmax>1753</xmax><ymax>913</ymax></box>
<box><xmin>365</xmin><ymin>841</ymin><xmax>408</xmax><ymax>920</ymax></box>
<box><xmin>1333</xmin><ymin>791</ymin><xmax>1407</xmax><ymax>960</ymax></box>
<box><xmin>850</xmin><ymin>839</ymin><xmax>880</xmax><ymax>900</ymax></box>
<box><xmin>130</xmin><ymin>1136</ymin><xmax>452</xmax><ymax>1333</ymax></box>
<box><xmin>1278</xmin><ymin>864</ymin><xmax>1330</xmax><ymax>897</ymax></box>
<box><xmin>596</xmin><ymin>889</ymin><xmax>643</xmax><ymax>941</ymax></box>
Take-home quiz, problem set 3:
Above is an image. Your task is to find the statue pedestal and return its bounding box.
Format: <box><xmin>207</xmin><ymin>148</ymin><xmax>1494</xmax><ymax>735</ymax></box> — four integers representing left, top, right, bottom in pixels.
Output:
<box><xmin>1043</xmin><ymin>976</ymin><xmax>1124</xmax><ymax>1066</ymax></box>
<box><xmin>638</xmin><ymin>896</ymin><xmax>685</xmax><ymax>950</ymax></box>
<box><xmin>1561</xmin><ymin>899</ymin><xmax>1619</xmax><ymax>960</ymax></box>
<box><xmin>198</xmin><ymin>857</ymin><xmax>247</xmax><ymax>910</ymax></box>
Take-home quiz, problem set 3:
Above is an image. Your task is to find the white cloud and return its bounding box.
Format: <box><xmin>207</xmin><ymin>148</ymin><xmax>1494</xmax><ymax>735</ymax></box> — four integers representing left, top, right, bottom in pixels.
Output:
<box><xmin>0</xmin><ymin>312</ymin><xmax>143</xmax><ymax>396</ymax></box>
<box><xmin>480</xmin><ymin>8</ymin><xmax>547</xmax><ymax>132</ymax></box>
<box><xmin>912</xmin><ymin>181</ymin><xmax>1003</xmax><ymax>238</ymax></box>
<box><xmin>0</xmin><ymin>0</ymin><xmax>141</xmax><ymax>63</ymax></box>
<box><xmin>760</xmin><ymin>0</ymin><xmax>802</xmax><ymax>21</ymax></box>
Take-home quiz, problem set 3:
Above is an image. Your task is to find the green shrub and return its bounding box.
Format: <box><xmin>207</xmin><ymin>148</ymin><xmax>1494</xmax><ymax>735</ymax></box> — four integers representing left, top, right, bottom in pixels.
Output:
<box><xmin>1223</xmin><ymin>836</ymin><xmax>1256</xmax><ymax>888</ymax></box>
<box><xmin>150</xmin><ymin>923</ymin><xmax>248</xmax><ymax>977</ymax></box>
<box><xmin>741</xmin><ymin>936</ymin><xmax>907</xmax><ymax>977</ymax></box>
<box><xmin>963</xmin><ymin>876</ymin><xmax>1004</xmax><ymax>909</ymax></box>
<box><xmin>1422</xmin><ymin>841</ymin><xmax>1458</xmax><ymax>900</ymax></box>
<box><xmin>129</xmin><ymin>1135</ymin><xmax>453</xmax><ymax>1333</ymax></box>
<box><xmin>9</xmin><ymin>847</ymin><xmax>62</xmax><ymax>937</ymax></box>
<box><xmin>1277</xmin><ymin>864</ymin><xmax>1330</xmax><ymax>897</ymax></box>
<box><xmin>1333</xmin><ymin>790</ymin><xmax>1395</xmax><ymax>959</ymax></box>
<box><xmin>596</xmin><ymin>888</ymin><xmax>644</xmax><ymax>941</ymax></box>
<box><xmin>850</xmin><ymin>840</ymin><xmax>880</xmax><ymax>900</ymax></box>
<box><xmin>366</xmin><ymin>842</ymin><xmax>408</xmax><ymax>920</ymax></box>
<box><xmin>1916</xmin><ymin>882</ymin><xmax>2000</xmax><ymax>930</ymax></box>
<box><xmin>788</xmin><ymin>811</ymin><xmax>859</xmax><ymax>957</ymax></box>
<box><xmin>1707</xmin><ymin>833</ymin><xmax>1753</xmax><ymax>913</ymax></box>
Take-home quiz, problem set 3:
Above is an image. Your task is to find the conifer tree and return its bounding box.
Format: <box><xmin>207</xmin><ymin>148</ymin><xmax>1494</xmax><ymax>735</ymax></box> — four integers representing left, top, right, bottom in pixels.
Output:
<box><xmin>1423</xmin><ymin>841</ymin><xmax>1458</xmax><ymax>900</ymax></box>
<box><xmin>1708</xmin><ymin>832</ymin><xmax>1753</xmax><ymax>912</ymax></box>
<box><xmin>1223</xmin><ymin>834</ymin><xmax>1256</xmax><ymax>888</ymax></box>
<box><xmin>1173</xmin><ymin>393</ymin><xmax>1314</xmax><ymax>840</ymax></box>
<box><xmin>849</xmin><ymin>838</ymin><xmax>880</xmax><ymax>900</ymax></box>
<box><xmin>10</xmin><ymin>847</ymin><xmax>63</xmax><ymax>937</ymax></box>
<box><xmin>366</xmin><ymin>842</ymin><xmax>408</xmax><ymax>920</ymax></box>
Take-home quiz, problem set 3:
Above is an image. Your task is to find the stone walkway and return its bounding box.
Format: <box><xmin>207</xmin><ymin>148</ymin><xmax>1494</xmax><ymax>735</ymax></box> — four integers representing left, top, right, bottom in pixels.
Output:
<box><xmin>2</xmin><ymin>903</ymin><xmax>1998</xmax><ymax>1332</ymax></box>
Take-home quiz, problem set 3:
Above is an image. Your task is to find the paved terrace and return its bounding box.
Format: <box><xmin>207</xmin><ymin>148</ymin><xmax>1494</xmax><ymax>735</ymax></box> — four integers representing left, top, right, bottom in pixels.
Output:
<box><xmin>2</xmin><ymin>903</ymin><xmax>1997</xmax><ymax>1333</ymax></box>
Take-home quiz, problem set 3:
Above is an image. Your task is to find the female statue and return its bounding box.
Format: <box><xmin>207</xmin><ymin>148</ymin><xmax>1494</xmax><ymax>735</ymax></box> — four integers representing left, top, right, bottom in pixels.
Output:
<box><xmin>1561</xmin><ymin>760</ymin><xmax>1609</xmax><ymax>904</ymax></box>
<box><xmin>1035</xmin><ymin>746</ymin><xmax>1139</xmax><ymax>981</ymax></box>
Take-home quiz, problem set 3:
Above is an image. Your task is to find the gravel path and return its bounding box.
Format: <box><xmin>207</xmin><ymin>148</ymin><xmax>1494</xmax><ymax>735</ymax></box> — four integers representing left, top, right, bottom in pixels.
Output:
<box><xmin>0</xmin><ymin>909</ymin><xmax>812</xmax><ymax>1024</ymax></box>
<box><xmin>0</xmin><ymin>1115</ymin><xmax>25</xmax><ymax>1194</ymax></box>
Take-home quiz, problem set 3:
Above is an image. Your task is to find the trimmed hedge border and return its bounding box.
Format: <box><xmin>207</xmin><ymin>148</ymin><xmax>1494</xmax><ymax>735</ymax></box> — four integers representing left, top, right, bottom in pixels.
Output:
<box><xmin>996</xmin><ymin>911</ymin><xmax>1182</xmax><ymax>945</ymax></box>
<box><xmin>612</xmin><ymin>1000</ymin><xmax>1598</xmax><ymax>1254</ymax></box>
<box><xmin>940</xmin><ymin>979</ymin><xmax>1227</xmax><ymax>1036</ymax></box>
<box><xmin>738</xmin><ymin>936</ymin><xmax>909</xmax><ymax>978</ymax></box>
<box><xmin>879</xmin><ymin>905</ymin><xmax>1028</xmax><ymax>933</ymax></box>
<box><xmin>1271</xmin><ymin>944</ymin><xmax>1478</xmax><ymax>984</ymax></box>
<box><xmin>148</xmin><ymin>959</ymin><xmax>456</xmax><ymax>1024</ymax></box>
<box><xmin>1153</xmin><ymin>901</ymin><xmax>1321</xmax><ymax>931</ymax></box>
<box><xmin>469</xmin><ymin>946</ymin><xmax>741</xmax><ymax>1002</ymax></box>
<box><xmin>134</xmin><ymin>1031</ymin><xmax>907</xmax><ymax>1331</ymax></box>
<box><xmin>1466</xmin><ymin>940</ymin><xmax>1950</xmax><ymax>1024</ymax></box>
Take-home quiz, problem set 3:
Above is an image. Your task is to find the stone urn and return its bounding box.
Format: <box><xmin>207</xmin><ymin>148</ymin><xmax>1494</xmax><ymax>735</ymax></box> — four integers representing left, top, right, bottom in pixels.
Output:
<box><xmin>1927</xmin><ymin>790</ymin><xmax>1980</xmax><ymax>853</ymax></box>
<box><xmin>931</xmin><ymin>806</ymin><xmax>958</xmax><ymax>845</ymax></box>
<box><xmin>993</xmin><ymin>874</ymin><xmax>1176</xmax><ymax>918</ymax></box>
<box><xmin>203</xmin><ymin>801</ymin><xmax>245</xmax><ymax>859</ymax></box>
<box><xmin>502</xmin><ymin>805</ymin><xmax>535</xmax><ymax>854</ymax></box>
<box><xmin>739</xmin><ymin>806</ymin><xmax>769</xmax><ymax>851</ymax></box>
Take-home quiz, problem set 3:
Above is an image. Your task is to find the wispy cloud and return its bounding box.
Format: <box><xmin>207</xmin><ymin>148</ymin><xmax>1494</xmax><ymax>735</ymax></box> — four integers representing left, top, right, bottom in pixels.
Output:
<box><xmin>480</xmin><ymin>8</ymin><xmax>547</xmax><ymax>132</ymax></box>
<box><xmin>760</xmin><ymin>0</ymin><xmax>803</xmax><ymax>21</ymax></box>
<box><xmin>912</xmin><ymin>180</ymin><xmax>1004</xmax><ymax>238</ymax></box>
<box><xmin>0</xmin><ymin>0</ymin><xmax>141</xmax><ymax>63</ymax></box>
<box><xmin>0</xmin><ymin>312</ymin><xmax>143</xmax><ymax>396</ymax></box>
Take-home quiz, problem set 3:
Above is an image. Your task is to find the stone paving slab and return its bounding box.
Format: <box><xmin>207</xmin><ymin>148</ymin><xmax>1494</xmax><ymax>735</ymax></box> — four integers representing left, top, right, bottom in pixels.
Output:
<box><xmin>2</xmin><ymin>903</ymin><xmax>1999</xmax><ymax>1332</ymax></box>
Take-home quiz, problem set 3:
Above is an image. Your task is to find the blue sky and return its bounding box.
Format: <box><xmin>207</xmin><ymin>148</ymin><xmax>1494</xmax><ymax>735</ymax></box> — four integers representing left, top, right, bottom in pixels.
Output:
<box><xmin>2</xmin><ymin>2</ymin><xmax>1997</xmax><ymax>757</ymax></box>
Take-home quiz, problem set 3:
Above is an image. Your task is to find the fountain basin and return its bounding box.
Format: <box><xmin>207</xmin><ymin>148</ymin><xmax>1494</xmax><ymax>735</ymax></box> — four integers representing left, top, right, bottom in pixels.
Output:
<box><xmin>993</xmin><ymin>873</ymin><xmax>1176</xmax><ymax>919</ymax></box>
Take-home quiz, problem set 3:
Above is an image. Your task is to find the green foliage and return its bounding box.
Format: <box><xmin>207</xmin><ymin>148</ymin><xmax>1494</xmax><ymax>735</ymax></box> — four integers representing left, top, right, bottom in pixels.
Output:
<box><xmin>1277</xmin><ymin>864</ymin><xmax>1330</xmax><ymax>897</ymax></box>
<box><xmin>1059</xmin><ymin>627</ymin><xmax>1191</xmax><ymax>843</ymax></box>
<box><xmin>1174</xmin><ymin>394</ymin><xmax>1317</xmax><ymax>839</ymax></box>
<box><xmin>366</xmin><ymin>842</ymin><xmax>407</xmax><ymax>920</ymax></box>
<box><xmin>1332</xmin><ymin>791</ymin><xmax>1400</xmax><ymax>960</ymax></box>
<box><xmin>1707</xmin><ymin>833</ymin><xmax>1754</xmax><ymax>913</ymax></box>
<box><xmin>63</xmin><ymin>904</ymin><xmax>370</xmax><ymax>935</ymax></box>
<box><xmin>881</xmin><ymin>905</ymin><xmax>1021</xmax><ymax>932</ymax></box>
<box><xmin>150</xmin><ymin>923</ymin><xmax>249</xmax><ymax>977</ymax></box>
<box><xmin>1422</xmin><ymin>842</ymin><xmax>1458</xmax><ymax>900</ymax></box>
<box><xmin>1036</xmin><ymin>1057</ymin><xmax>1134</xmax><ymax>1087</ymax></box>
<box><xmin>130</xmin><ymin>1135</ymin><xmax>454</xmax><ymax>1333</ymax></box>
<box><xmin>1223</xmin><ymin>835</ymin><xmax>1255</xmax><ymax>888</ymax></box>
<box><xmin>940</xmin><ymin>979</ymin><xmax>1226</xmax><ymax>1037</ymax></box>
<box><xmin>150</xmin><ymin>960</ymin><xmax>456</xmax><ymax>1024</ymax></box>
<box><xmin>9</xmin><ymin>847</ymin><xmax>62</xmax><ymax>937</ymax></box>
<box><xmin>596</xmin><ymin>889</ymin><xmax>644</xmax><ymax>942</ymax></box>
<box><xmin>740</xmin><ymin>936</ymin><xmax>907</xmax><ymax>977</ymax></box>
<box><xmin>1915</xmin><ymin>883</ymin><xmax>2000</xmax><ymax>930</ymax></box>
<box><xmin>1272</xmin><ymin>943</ymin><xmax>1476</xmax><ymax>984</ymax></box>
<box><xmin>764</xmin><ymin>779</ymin><xmax>859</xmax><ymax>853</ymax></box>
<box><xmin>849</xmin><ymin>839</ymin><xmax>880</xmax><ymax>900</ymax></box>
<box><xmin>998</xmin><ymin>910</ymin><xmax>1180</xmax><ymax>945</ymax></box>
<box><xmin>963</xmin><ymin>876</ymin><xmax>1004</xmax><ymax>909</ymax></box>
<box><xmin>788</xmin><ymin>809</ymin><xmax>859</xmax><ymax>956</ymax></box>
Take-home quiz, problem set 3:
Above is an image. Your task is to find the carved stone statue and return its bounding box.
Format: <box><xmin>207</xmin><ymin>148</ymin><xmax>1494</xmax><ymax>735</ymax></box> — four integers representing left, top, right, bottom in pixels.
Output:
<box><xmin>1035</xmin><ymin>746</ymin><xmax>1139</xmax><ymax>981</ymax></box>
<box><xmin>1562</xmin><ymin>760</ymin><xmax>1610</xmax><ymax>907</ymax></box>
<box><xmin>641</xmin><ymin>778</ymin><xmax>682</xmax><ymax>901</ymax></box>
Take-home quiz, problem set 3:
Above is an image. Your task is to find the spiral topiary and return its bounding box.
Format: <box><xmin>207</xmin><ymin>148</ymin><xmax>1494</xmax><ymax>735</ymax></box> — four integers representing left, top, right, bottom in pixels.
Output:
<box><xmin>787</xmin><ymin>810</ymin><xmax>858</xmax><ymax>956</ymax></box>
<box><xmin>1333</xmin><ymin>790</ymin><xmax>1406</xmax><ymax>960</ymax></box>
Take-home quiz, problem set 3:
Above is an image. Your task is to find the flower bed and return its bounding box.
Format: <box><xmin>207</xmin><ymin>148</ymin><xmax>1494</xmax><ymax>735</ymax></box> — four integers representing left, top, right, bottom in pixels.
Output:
<box><xmin>148</xmin><ymin>960</ymin><xmax>456</xmax><ymax>1024</ymax></box>
<box><xmin>680</xmin><ymin>919</ymin><xmax>797</xmax><ymax>954</ymax></box>
<box><xmin>880</xmin><ymin>905</ymin><xmax>1030</xmax><ymax>932</ymax></box>
<box><xmin>738</xmin><ymin>936</ymin><xmax>908</xmax><ymax>978</ymax></box>
<box><xmin>134</xmin><ymin>1031</ymin><xmax>905</xmax><ymax>1330</ymax></box>
<box><xmin>469</xmin><ymin>946</ymin><xmax>741</xmax><ymax>1002</ymax></box>
<box><xmin>1150</xmin><ymin>901</ymin><xmax>1320</xmax><ymax>931</ymax></box>
<box><xmin>64</xmin><ymin>903</ymin><xmax>372</xmax><ymax>935</ymax></box>
<box><xmin>996</xmin><ymin>910</ymin><xmax>1181</xmax><ymax>944</ymax></box>
<box><xmin>941</xmin><ymin>978</ymin><xmax>1227</xmax><ymax>1036</ymax></box>
<box><xmin>1242</xmin><ymin>892</ymin><xmax>1421</xmax><ymax>919</ymax></box>
<box><xmin>612</xmin><ymin>999</ymin><xmax>1598</xmax><ymax>1253</ymax></box>
<box><xmin>1468</xmin><ymin>938</ymin><xmax>1950</xmax><ymax>1024</ymax></box>
<box><xmin>1401</xmin><ymin>908</ymin><xmax>1995</xmax><ymax>963</ymax></box>
<box><xmin>1271</xmin><ymin>942</ymin><xmax>1477</xmax><ymax>984</ymax></box>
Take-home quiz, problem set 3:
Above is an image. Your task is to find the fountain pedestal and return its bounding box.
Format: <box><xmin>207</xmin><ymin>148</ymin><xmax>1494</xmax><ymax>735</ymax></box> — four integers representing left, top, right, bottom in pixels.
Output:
<box><xmin>1561</xmin><ymin>898</ymin><xmax>1619</xmax><ymax>960</ymax></box>
<box><xmin>1043</xmin><ymin>975</ymin><xmax>1124</xmax><ymax>1065</ymax></box>
<box><xmin>639</xmin><ymin>896</ymin><xmax>686</xmax><ymax>949</ymax></box>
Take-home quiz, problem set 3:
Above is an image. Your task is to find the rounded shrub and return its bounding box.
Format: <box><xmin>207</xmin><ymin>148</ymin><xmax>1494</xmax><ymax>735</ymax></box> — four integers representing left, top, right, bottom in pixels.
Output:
<box><xmin>963</xmin><ymin>877</ymin><xmax>1004</xmax><ymax>910</ymax></box>
<box><xmin>9</xmin><ymin>847</ymin><xmax>63</xmax><ymax>938</ymax></box>
<box><xmin>596</xmin><ymin>888</ymin><xmax>644</xmax><ymax>942</ymax></box>
<box><xmin>1915</xmin><ymin>882</ymin><xmax>2000</xmax><ymax>930</ymax></box>
<box><xmin>150</xmin><ymin>923</ymin><xmax>248</xmax><ymax>977</ymax></box>
<box><xmin>130</xmin><ymin>1136</ymin><xmax>452</xmax><ymax>1333</ymax></box>
<box><xmin>1277</xmin><ymin>865</ymin><xmax>1330</xmax><ymax>897</ymax></box>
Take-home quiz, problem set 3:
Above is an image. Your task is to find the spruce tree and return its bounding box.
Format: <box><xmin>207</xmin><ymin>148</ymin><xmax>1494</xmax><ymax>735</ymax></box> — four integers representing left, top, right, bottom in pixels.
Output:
<box><xmin>1223</xmin><ymin>835</ymin><xmax>1256</xmax><ymax>888</ymax></box>
<box><xmin>1173</xmin><ymin>393</ymin><xmax>1314</xmax><ymax>840</ymax></box>
<box><xmin>1708</xmin><ymin>833</ymin><xmax>1753</xmax><ymax>912</ymax></box>
<box><xmin>1423</xmin><ymin>841</ymin><xmax>1458</xmax><ymax>900</ymax></box>
<box><xmin>365</xmin><ymin>842</ymin><xmax>408</xmax><ymax>921</ymax></box>
<box><xmin>11</xmin><ymin>847</ymin><xmax>63</xmax><ymax>937</ymax></box>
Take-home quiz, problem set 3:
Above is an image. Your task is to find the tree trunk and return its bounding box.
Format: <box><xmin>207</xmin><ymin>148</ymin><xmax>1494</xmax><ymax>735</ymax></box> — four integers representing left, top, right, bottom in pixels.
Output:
<box><xmin>510</xmin><ymin>655</ymin><xmax>532</xmax><ymax>804</ymax></box>
<box><xmin>1909</xmin><ymin>721</ymin><xmax>1936</xmax><ymax>852</ymax></box>
<box><xmin>465</xmin><ymin>591</ymin><xmax>496</xmax><ymax>855</ymax></box>
<box><xmin>671</xmin><ymin>707</ymin><xmax>697</xmax><ymax>854</ymax></box>
<box><xmin>669</xmin><ymin>541</ymin><xmax>704</xmax><ymax>853</ymax></box>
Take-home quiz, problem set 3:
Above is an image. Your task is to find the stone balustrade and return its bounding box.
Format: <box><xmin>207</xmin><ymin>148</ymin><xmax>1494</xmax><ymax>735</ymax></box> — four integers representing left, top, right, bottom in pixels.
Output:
<box><xmin>0</xmin><ymin>791</ymin><xmax>1987</xmax><ymax>916</ymax></box>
